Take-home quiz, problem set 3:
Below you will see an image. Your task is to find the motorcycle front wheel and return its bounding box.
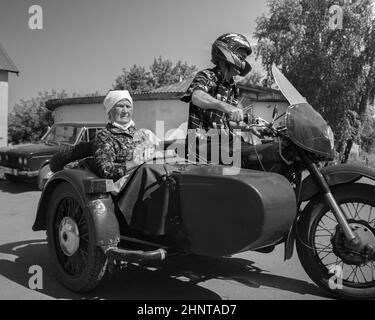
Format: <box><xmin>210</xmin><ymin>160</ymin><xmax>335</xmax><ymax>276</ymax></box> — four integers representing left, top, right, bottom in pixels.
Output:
<box><xmin>297</xmin><ymin>183</ymin><xmax>375</xmax><ymax>299</ymax></box>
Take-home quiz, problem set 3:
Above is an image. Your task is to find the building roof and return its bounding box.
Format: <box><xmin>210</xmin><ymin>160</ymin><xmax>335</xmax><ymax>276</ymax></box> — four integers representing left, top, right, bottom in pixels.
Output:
<box><xmin>237</xmin><ymin>84</ymin><xmax>286</xmax><ymax>102</ymax></box>
<box><xmin>0</xmin><ymin>42</ymin><xmax>19</xmax><ymax>74</ymax></box>
<box><xmin>45</xmin><ymin>79</ymin><xmax>286</xmax><ymax>111</ymax></box>
<box><xmin>150</xmin><ymin>78</ymin><xmax>193</xmax><ymax>93</ymax></box>
<box><xmin>45</xmin><ymin>92</ymin><xmax>183</xmax><ymax>111</ymax></box>
<box><xmin>151</xmin><ymin>77</ymin><xmax>286</xmax><ymax>102</ymax></box>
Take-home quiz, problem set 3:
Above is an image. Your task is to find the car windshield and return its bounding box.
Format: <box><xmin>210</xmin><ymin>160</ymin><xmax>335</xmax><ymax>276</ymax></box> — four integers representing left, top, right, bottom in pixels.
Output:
<box><xmin>42</xmin><ymin>125</ymin><xmax>82</xmax><ymax>145</ymax></box>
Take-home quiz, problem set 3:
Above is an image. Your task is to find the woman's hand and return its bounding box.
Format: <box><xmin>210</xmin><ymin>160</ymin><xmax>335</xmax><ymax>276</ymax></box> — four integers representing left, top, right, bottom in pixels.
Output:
<box><xmin>132</xmin><ymin>143</ymin><xmax>156</xmax><ymax>165</ymax></box>
<box><xmin>143</xmin><ymin>146</ymin><xmax>156</xmax><ymax>161</ymax></box>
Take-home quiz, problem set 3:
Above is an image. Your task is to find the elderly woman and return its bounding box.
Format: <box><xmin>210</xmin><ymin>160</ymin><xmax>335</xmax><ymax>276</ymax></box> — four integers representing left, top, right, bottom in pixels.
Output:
<box><xmin>94</xmin><ymin>90</ymin><xmax>155</xmax><ymax>181</ymax></box>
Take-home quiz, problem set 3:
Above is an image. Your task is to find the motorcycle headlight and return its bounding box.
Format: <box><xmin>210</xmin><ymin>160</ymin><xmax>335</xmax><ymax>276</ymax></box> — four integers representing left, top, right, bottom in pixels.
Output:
<box><xmin>23</xmin><ymin>158</ymin><xmax>28</xmax><ymax>166</ymax></box>
<box><xmin>326</xmin><ymin>127</ymin><xmax>335</xmax><ymax>150</ymax></box>
<box><xmin>18</xmin><ymin>157</ymin><xmax>22</xmax><ymax>165</ymax></box>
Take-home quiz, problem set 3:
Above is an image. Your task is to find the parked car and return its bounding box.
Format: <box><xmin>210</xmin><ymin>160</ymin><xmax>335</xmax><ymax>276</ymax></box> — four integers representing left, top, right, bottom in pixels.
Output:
<box><xmin>0</xmin><ymin>122</ymin><xmax>105</xmax><ymax>189</ymax></box>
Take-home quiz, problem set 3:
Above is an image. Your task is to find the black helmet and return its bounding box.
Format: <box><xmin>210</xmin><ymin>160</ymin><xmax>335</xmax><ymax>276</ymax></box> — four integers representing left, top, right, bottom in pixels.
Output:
<box><xmin>211</xmin><ymin>33</ymin><xmax>252</xmax><ymax>76</ymax></box>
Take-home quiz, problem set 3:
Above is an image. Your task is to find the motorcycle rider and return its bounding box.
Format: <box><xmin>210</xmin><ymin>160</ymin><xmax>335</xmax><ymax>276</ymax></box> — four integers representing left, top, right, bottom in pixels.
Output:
<box><xmin>181</xmin><ymin>32</ymin><xmax>252</xmax><ymax>132</ymax></box>
<box><xmin>180</xmin><ymin>33</ymin><xmax>253</xmax><ymax>161</ymax></box>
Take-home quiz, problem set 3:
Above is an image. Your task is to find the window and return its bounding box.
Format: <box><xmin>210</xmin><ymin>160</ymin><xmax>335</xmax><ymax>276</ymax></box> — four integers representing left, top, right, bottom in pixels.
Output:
<box><xmin>88</xmin><ymin>128</ymin><xmax>98</xmax><ymax>142</ymax></box>
<box><xmin>43</xmin><ymin>125</ymin><xmax>82</xmax><ymax>145</ymax></box>
<box><xmin>80</xmin><ymin>127</ymin><xmax>102</xmax><ymax>143</ymax></box>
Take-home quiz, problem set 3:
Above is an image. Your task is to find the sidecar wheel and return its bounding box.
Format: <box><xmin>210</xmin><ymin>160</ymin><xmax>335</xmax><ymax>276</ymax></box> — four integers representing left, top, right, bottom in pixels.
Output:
<box><xmin>297</xmin><ymin>183</ymin><xmax>375</xmax><ymax>299</ymax></box>
<box><xmin>46</xmin><ymin>182</ymin><xmax>107</xmax><ymax>293</ymax></box>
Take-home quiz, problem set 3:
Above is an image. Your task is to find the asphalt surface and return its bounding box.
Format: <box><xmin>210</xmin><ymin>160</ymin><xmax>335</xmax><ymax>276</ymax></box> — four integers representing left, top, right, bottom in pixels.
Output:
<box><xmin>0</xmin><ymin>177</ymin><xmax>330</xmax><ymax>300</ymax></box>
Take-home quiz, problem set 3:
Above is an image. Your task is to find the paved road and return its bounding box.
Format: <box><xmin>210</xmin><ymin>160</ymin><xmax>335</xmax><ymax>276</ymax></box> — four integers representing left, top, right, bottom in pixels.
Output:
<box><xmin>0</xmin><ymin>178</ymin><xmax>329</xmax><ymax>300</ymax></box>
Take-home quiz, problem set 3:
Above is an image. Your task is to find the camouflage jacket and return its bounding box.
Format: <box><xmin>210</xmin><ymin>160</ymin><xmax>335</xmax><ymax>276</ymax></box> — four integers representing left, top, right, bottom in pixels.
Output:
<box><xmin>93</xmin><ymin>123</ymin><xmax>153</xmax><ymax>181</ymax></box>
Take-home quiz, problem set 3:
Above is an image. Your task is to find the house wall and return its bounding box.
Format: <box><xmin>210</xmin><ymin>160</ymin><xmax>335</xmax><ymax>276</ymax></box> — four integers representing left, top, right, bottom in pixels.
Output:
<box><xmin>53</xmin><ymin>99</ymin><xmax>189</xmax><ymax>138</ymax></box>
<box><xmin>0</xmin><ymin>71</ymin><xmax>9</xmax><ymax>148</ymax></box>
<box><xmin>53</xmin><ymin>103</ymin><xmax>107</xmax><ymax>124</ymax></box>
<box><xmin>251</xmin><ymin>101</ymin><xmax>289</xmax><ymax>125</ymax></box>
<box><xmin>52</xmin><ymin>98</ymin><xmax>289</xmax><ymax>139</ymax></box>
<box><xmin>350</xmin><ymin>143</ymin><xmax>360</xmax><ymax>159</ymax></box>
<box><xmin>137</xmin><ymin>99</ymin><xmax>188</xmax><ymax>136</ymax></box>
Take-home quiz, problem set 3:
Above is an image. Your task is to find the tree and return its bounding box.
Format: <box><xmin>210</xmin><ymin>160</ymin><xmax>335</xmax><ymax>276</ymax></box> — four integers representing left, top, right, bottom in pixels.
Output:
<box><xmin>8</xmin><ymin>90</ymin><xmax>68</xmax><ymax>144</ymax></box>
<box><xmin>113</xmin><ymin>57</ymin><xmax>198</xmax><ymax>92</ymax></box>
<box><xmin>236</xmin><ymin>69</ymin><xmax>264</xmax><ymax>87</ymax></box>
<box><xmin>255</xmin><ymin>0</ymin><xmax>375</xmax><ymax>162</ymax></box>
<box><xmin>112</xmin><ymin>65</ymin><xmax>153</xmax><ymax>93</ymax></box>
<box><xmin>8</xmin><ymin>90</ymin><xmax>101</xmax><ymax>144</ymax></box>
<box><xmin>150</xmin><ymin>57</ymin><xmax>198</xmax><ymax>88</ymax></box>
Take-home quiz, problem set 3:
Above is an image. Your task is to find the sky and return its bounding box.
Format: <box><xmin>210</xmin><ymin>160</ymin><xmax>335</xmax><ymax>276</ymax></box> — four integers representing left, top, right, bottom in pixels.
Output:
<box><xmin>0</xmin><ymin>0</ymin><xmax>269</xmax><ymax>109</ymax></box>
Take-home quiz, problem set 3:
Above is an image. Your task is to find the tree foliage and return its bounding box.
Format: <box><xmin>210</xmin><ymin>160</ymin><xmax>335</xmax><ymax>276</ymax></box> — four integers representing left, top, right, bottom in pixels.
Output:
<box><xmin>236</xmin><ymin>69</ymin><xmax>264</xmax><ymax>87</ymax></box>
<box><xmin>255</xmin><ymin>0</ymin><xmax>375</xmax><ymax>162</ymax></box>
<box><xmin>113</xmin><ymin>56</ymin><xmax>198</xmax><ymax>92</ymax></box>
<box><xmin>8</xmin><ymin>90</ymin><xmax>101</xmax><ymax>144</ymax></box>
<box><xmin>8</xmin><ymin>90</ymin><xmax>67</xmax><ymax>144</ymax></box>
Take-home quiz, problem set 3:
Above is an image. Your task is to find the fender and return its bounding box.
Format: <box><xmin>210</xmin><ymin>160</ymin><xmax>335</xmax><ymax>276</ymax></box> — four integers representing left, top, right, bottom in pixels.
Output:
<box><xmin>37</xmin><ymin>159</ymin><xmax>50</xmax><ymax>169</ymax></box>
<box><xmin>284</xmin><ymin>163</ymin><xmax>375</xmax><ymax>260</ymax></box>
<box><xmin>299</xmin><ymin>163</ymin><xmax>375</xmax><ymax>202</ymax></box>
<box><xmin>32</xmin><ymin>169</ymin><xmax>120</xmax><ymax>249</ymax></box>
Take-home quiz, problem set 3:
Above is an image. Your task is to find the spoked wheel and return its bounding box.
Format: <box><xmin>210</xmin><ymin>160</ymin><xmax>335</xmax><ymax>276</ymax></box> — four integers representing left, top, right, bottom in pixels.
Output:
<box><xmin>47</xmin><ymin>182</ymin><xmax>107</xmax><ymax>292</ymax></box>
<box><xmin>297</xmin><ymin>183</ymin><xmax>375</xmax><ymax>299</ymax></box>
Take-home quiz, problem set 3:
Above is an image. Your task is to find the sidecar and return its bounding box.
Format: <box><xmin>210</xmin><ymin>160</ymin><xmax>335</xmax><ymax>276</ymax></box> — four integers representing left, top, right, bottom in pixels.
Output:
<box><xmin>32</xmin><ymin>146</ymin><xmax>297</xmax><ymax>292</ymax></box>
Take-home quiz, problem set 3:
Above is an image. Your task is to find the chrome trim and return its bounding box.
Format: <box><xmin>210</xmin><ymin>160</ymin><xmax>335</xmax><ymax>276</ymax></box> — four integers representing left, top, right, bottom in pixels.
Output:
<box><xmin>59</xmin><ymin>217</ymin><xmax>80</xmax><ymax>256</ymax></box>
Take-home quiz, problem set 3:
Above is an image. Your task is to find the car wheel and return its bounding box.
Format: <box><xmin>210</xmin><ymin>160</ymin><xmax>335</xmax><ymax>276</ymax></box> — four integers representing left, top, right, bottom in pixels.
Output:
<box><xmin>46</xmin><ymin>182</ymin><xmax>107</xmax><ymax>292</ymax></box>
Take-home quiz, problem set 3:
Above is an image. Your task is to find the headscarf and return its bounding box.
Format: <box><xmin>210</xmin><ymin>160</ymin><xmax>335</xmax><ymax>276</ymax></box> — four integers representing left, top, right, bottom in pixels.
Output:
<box><xmin>103</xmin><ymin>90</ymin><xmax>133</xmax><ymax>115</ymax></box>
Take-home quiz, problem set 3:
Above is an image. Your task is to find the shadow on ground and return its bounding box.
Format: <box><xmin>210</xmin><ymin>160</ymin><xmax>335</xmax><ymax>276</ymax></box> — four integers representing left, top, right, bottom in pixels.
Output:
<box><xmin>0</xmin><ymin>179</ymin><xmax>39</xmax><ymax>194</ymax></box>
<box><xmin>0</xmin><ymin>239</ymin><xmax>330</xmax><ymax>300</ymax></box>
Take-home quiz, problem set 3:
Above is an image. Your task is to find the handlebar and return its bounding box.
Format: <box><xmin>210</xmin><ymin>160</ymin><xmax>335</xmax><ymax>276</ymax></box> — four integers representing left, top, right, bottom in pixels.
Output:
<box><xmin>229</xmin><ymin>117</ymin><xmax>287</xmax><ymax>139</ymax></box>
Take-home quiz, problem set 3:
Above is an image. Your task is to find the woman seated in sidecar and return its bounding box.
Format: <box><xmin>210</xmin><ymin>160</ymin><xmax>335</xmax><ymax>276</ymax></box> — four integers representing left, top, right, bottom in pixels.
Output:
<box><xmin>93</xmin><ymin>90</ymin><xmax>157</xmax><ymax>185</ymax></box>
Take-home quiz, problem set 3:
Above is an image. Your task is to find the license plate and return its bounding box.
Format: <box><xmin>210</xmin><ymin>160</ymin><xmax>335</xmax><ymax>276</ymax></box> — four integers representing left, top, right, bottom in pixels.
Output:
<box><xmin>1</xmin><ymin>167</ymin><xmax>18</xmax><ymax>175</ymax></box>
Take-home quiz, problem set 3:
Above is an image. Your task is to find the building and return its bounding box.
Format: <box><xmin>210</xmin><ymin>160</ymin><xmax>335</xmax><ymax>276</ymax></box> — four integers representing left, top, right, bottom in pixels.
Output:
<box><xmin>0</xmin><ymin>42</ymin><xmax>19</xmax><ymax>147</ymax></box>
<box><xmin>45</xmin><ymin>78</ymin><xmax>288</xmax><ymax>140</ymax></box>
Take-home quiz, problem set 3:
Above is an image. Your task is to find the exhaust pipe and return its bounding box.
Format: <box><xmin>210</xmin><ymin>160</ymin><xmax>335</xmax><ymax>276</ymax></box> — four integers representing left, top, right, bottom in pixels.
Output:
<box><xmin>105</xmin><ymin>247</ymin><xmax>167</xmax><ymax>273</ymax></box>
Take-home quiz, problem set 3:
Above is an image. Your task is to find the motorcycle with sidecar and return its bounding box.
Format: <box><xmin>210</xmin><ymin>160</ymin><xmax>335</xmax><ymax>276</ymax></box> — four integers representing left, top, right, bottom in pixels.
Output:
<box><xmin>32</xmin><ymin>65</ymin><xmax>375</xmax><ymax>299</ymax></box>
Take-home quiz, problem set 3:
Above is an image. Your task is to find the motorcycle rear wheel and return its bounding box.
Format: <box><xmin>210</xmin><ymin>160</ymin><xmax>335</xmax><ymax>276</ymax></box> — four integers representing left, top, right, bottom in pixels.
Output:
<box><xmin>297</xmin><ymin>183</ymin><xmax>375</xmax><ymax>299</ymax></box>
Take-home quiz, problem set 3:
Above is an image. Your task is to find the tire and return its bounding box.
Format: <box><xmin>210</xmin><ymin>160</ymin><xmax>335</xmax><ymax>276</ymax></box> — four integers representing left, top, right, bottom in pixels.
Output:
<box><xmin>296</xmin><ymin>183</ymin><xmax>375</xmax><ymax>299</ymax></box>
<box><xmin>4</xmin><ymin>173</ymin><xmax>24</xmax><ymax>183</ymax></box>
<box><xmin>46</xmin><ymin>182</ymin><xmax>107</xmax><ymax>292</ymax></box>
<box><xmin>37</xmin><ymin>164</ymin><xmax>52</xmax><ymax>190</ymax></box>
